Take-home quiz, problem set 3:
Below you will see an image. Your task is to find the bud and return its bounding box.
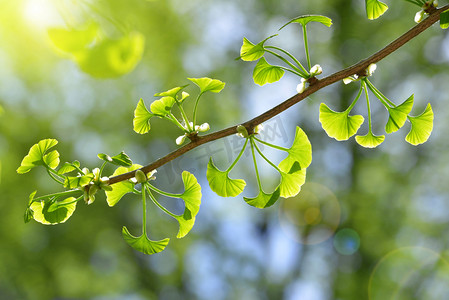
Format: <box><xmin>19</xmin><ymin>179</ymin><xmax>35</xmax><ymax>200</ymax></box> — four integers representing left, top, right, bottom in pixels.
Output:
<box><xmin>135</xmin><ymin>169</ymin><xmax>147</xmax><ymax>184</ymax></box>
<box><xmin>367</xmin><ymin>63</ymin><xmax>377</xmax><ymax>76</ymax></box>
<box><xmin>296</xmin><ymin>78</ymin><xmax>307</xmax><ymax>94</ymax></box>
<box><xmin>310</xmin><ymin>64</ymin><xmax>323</xmax><ymax>76</ymax></box>
<box><xmin>433</xmin><ymin>0</ymin><xmax>438</xmax><ymax>7</ymax></box>
<box><xmin>176</xmin><ymin>134</ymin><xmax>187</xmax><ymax>145</ymax></box>
<box><xmin>236</xmin><ymin>125</ymin><xmax>249</xmax><ymax>138</ymax></box>
<box><xmin>415</xmin><ymin>10</ymin><xmax>424</xmax><ymax>23</ymax></box>
<box><xmin>197</xmin><ymin>123</ymin><xmax>210</xmax><ymax>132</ymax></box>
<box><xmin>254</xmin><ymin>124</ymin><xmax>264</xmax><ymax>134</ymax></box>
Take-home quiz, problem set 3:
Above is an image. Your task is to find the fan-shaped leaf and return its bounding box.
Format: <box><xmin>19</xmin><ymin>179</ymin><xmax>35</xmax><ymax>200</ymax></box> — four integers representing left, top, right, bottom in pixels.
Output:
<box><xmin>279</xmin><ymin>15</ymin><xmax>333</xmax><ymax>30</ymax></box>
<box><xmin>74</xmin><ymin>31</ymin><xmax>144</xmax><ymax>78</ymax></box>
<box><xmin>133</xmin><ymin>99</ymin><xmax>154</xmax><ymax>134</ymax></box>
<box><xmin>122</xmin><ymin>226</ymin><xmax>169</xmax><ymax>255</ymax></box>
<box><xmin>154</xmin><ymin>86</ymin><xmax>186</xmax><ymax>98</ymax></box>
<box><xmin>319</xmin><ymin>103</ymin><xmax>364</xmax><ymax>141</ymax></box>
<box><xmin>355</xmin><ymin>132</ymin><xmax>385</xmax><ymax>148</ymax></box>
<box><xmin>440</xmin><ymin>9</ymin><xmax>449</xmax><ymax>29</ymax></box>
<box><xmin>48</xmin><ymin>23</ymin><xmax>98</xmax><ymax>53</ymax></box>
<box><xmin>150</xmin><ymin>96</ymin><xmax>176</xmax><ymax>116</ymax></box>
<box><xmin>278</xmin><ymin>126</ymin><xmax>312</xmax><ymax>173</ymax></box>
<box><xmin>253</xmin><ymin>57</ymin><xmax>285</xmax><ymax>86</ymax></box>
<box><xmin>206</xmin><ymin>158</ymin><xmax>246</xmax><ymax>197</ymax></box>
<box><xmin>279</xmin><ymin>168</ymin><xmax>306</xmax><ymax>198</ymax></box>
<box><xmin>98</xmin><ymin>152</ymin><xmax>133</xmax><ymax>167</ymax></box>
<box><xmin>57</xmin><ymin>161</ymin><xmax>80</xmax><ymax>175</ymax></box>
<box><xmin>188</xmin><ymin>77</ymin><xmax>225</xmax><ymax>94</ymax></box>
<box><xmin>30</xmin><ymin>197</ymin><xmax>77</xmax><ymax>225</ymax></box>
<box><xmin>406</xmin><ymin>104</ymin><xmax>434</xmax><ymax>145</ymax></box>
<box><xmin>385</xmin><ymin>95</ymin><xmax>414</xmax><ymax>134</ymax></box>
<box><xmin>240</xmin><ymin>35</ymin><xmax>277</xmax><ymax>62</ymax></box>
<box><xmin>17</xmin><ymin>139</ymin><xmax>59</xmax><ymax>174</ymax></box>
<box><xmin>366</xmin><ymin>0</ymin><xmax>389</xmax><ymax>20</ymax></box>
<box><xmin>64</xmin><ymin>174</ymin><xmax>94</xmax><ymax>189</ymax></box>
<box><xmin>105</xmin><ymin>164</ymin><xmax>142</xmax><ymax>207</ymax></box>
<box><xmin>244</xmin><ymin>188</ymin><xmax>281</xmax><ymax>209</ymax></box>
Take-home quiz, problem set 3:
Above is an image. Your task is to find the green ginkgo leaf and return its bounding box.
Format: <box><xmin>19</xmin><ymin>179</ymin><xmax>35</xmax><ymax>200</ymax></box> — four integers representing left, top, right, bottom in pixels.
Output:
<box><xmin>150</xmin><ymin>96</ymin><xmax>176</xmax><ymax>116</ymax></box>
<box><xmin>278</xmin><ymin>126</ymin><xmax>312</xmax><ymax>173</ymax></box>
<box><xmin>366</xmin><ymin>0</ymin><xmax>389</xmax><ymax>20</ymax></box>
<box><xmin>105</xmin><ymin>164</ymin><xmax>142</xmax><ymax>207</ymax></box>
<box><xmin>385</xmin><ymin>95</ymin><xmax>414</xmax><ymax>134</ymax></box>
<box><xmin>48</xmin><ymin>23</ymin><xmax>98</xmax><ymax>53</ymax></box>
<box><xmin>57</xmin><ymin>161</ymin><xmax>81</xmax><ymax>175</ymax></box>
<box><xmin>279</xmin><ymin>168</ymin><xmax>306</xmax><ymax>198</ymax></box>
<box><xmin>319</xmin><ymin>103</ymin><xmax>364</xmax><ymax>141</ymax></box>
<box><xmin>64</xmin><ymin>174</ymin><xmax>94</xmax><ymax>189</ymax></box>
<box><xmin>240</xmin><ymin>35</ymin><xmax>277</xmax><ymax>62</ymax></box>
<box><xmin>122</xmin><ymin>226</ymin><xmax>169</xmax><ymax>255</ymax></box>
<box><xmin>17</xmin><ymin>139</ymin><xmax>60</xmax><ymax>174</ymax></box>
<box><xmin>133</xmin><ymin>99</ymin><xmax>154</xmax><ymax>134</ymax></box>
<box><xmin>244</xmin><ymin>188</ymin><xmax>281</xmax><ymax>209</ymax></box>
<box><xmin>188</xmin><ymin>77</ymin><xmax>226</xmax><ymax>94</ymax></box>
<box><xmin>206</xmin><ymin>158</ymin><xmax>246</xmax><ymax>197</ymax></box>
<box><xmin>406</xmin><ymin>103</ymin><xmax>434</xmax><ymax>145</ymax></box>
<box><xmin>253</xmin><ymin>57</ymin><xmax>285</xmax><ymax>86</ymax></box>
<box><xmin>30</xmin><ymin>197</ymin><xmax>77</xmax><ymax>225</ymax></box>
<box><xmin>74</xmin><ymin>31</ymin><xmax>145</xmax><ymax>78</ymax></box>
<box><xmin>441</xmin><ymin>9</ymin><xmax>449</xmax><ymax>29</ymax></box>
<box><xmin>279</xmin><ymin>14</ymin><xmax>333</xmax><ymax>30</ymax></box>
<box><xmin>355</xmin><ymin>132</ymin><xmax>385</xmax><ymax>148</ymax></box>
<box><xmin>98</xmin><ymin>152</ymin><xmax>133</xmax><ymax>167</ymax></box>
<box><xmin>154</xmin><ymin>86</ymin><xmax>186</xmax><ymax>98</ymax></box>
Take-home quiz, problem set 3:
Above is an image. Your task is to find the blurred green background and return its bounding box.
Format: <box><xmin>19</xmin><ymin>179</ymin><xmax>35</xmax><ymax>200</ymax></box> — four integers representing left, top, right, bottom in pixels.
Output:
<box><xmin>1</xmin><ymin>0</ymin><xmax>449</xmax><ymax>299</ymax></box>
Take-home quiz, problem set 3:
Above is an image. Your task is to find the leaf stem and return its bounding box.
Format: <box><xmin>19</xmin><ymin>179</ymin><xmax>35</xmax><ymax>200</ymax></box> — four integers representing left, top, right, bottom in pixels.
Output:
<box><xmin>33</xmin><ymin>189</ymin><xmax>81</xmax><ymax>203</ymax></box>
<box><xmin>362</xmin><ymin>81</ymin><xmax>373</xmax><ymax>132</ymax></box>
<box><xmin>302</xmin><ymin>25</ymin><xmax>312</xmax><ymax>71</ymax></box>
<box><xmin>142</xmin><ymin>181</ymin><xmax>147</xmax><ymax>235</ymax></box>
<box><xmin>346</xmin><ymin>83</ymin><xmax>364</xmax><ymax>113</ymax></box>
<box><xmin>279</xmin><ymin>67</ymin><xmax>306</xmax><ymax>77</ymax></box>
<box><xmin>147</xmin><ymin>183</ymin><xmax>180</xmax><ymax>198</ymax></box>
<box><xmin>146</xmin><ymin>184</ymin><xmax>178</xmax><ymax>218</ymax></box>
<box><xmin>265</xmin><ymin>46</ymin><xmax>309</xmax><ymax>75</ymax></box>
<box><xmin>364</xmin><ymin>79</ymin><xmax>396</xmax><ymax>107</ymax></box>
<box><xmin>176</xmin><ymin>102</ymin><xmax>193</xmax><ymax>132</ymax></box>
<box><xmin>249</xmin><ymin>138</ymin><xmax>262</xmax><ymax>190</ymax></box>
<box><xmin>165</xmin><ymin>114</ymin><xmax>189</xmax><ymax>132</ymax></box>
<box><xmin>226</xmin><ymin>138</ymin><xmax>249</xmax><ymax>173</ymax></box>
<box><xmin>192</xmin><ymin>93</ymin><xmax>203</xmax><ymax>128</ymax></box>
<box><xmin>265</xmin><ymin>49</ymin><xmax>308</xmax><ymax>77</ymax></box>
<box><xmin>46</xmin><ymin>167</ymin><xmax>65</xmax><ymax>185</ymax></box>
<box><xmin>252</xmin><ymin>137</ymin><xmax>282</xmax><ymax>173</ymax></box>
<box><xmin>253</xmin><ymin>136</ymin><xmax>289</xmax><ymax>152</ymax></box>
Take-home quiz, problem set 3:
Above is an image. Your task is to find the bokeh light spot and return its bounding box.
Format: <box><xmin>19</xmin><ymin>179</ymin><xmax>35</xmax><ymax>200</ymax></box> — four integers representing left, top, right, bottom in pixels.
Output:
<box><xmin>333</xmin><ymin>228</ymin><xmax>360</xmax><ymax>255</ymax></box>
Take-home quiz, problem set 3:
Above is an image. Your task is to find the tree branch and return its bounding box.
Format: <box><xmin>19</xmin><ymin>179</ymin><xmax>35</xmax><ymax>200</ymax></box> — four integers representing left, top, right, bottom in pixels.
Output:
<box><xmin>108</xmin><ymin>5</ymin><xmax>449</xmax><ymax>185</ymax></box>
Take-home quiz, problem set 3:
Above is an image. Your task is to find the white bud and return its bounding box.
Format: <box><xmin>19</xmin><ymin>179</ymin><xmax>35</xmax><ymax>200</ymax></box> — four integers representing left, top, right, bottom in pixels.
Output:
<box><xmin>82</xmin><ymin>167</ymin><xmax>90</xmax><ymax>175</ymax></box>
<box><xmin>198</xmin><ymin>122</ymin><xmax>210</xmax><ymax>132</ymax></box>
<box><xmin>310</xmin><ymin>64</ymin><xmax>323</xmax><ymax>76</ymax></box>
<box><xmin>92</xmin><ymin>168</ymin><xmax>100</xmax><ymax>179</ymax></box>
<box><xmin>367</xmin><ymin>63</ymin><xmax>377</xmax><ymax>76</ymax></box>
<box><xmin>176</xmin><ymin>134</ymin><xmax>187</xmax><ymax>145</ymax></box>
<box><xmin>254</xmin><ymin>124</ymin><xmax>264</xmax><ymax>134</ymax></box>
<box><xmin>236</xmin><ymin>125</ymin><xmax>249</xmax><ymax>138</ymax></box>
<box><xmin>433</xmin><ymin>0</ymin><xmax>438</xmax><ymax>7</ymax></box>
<box><xmin>415</xmin><ymin>10</ymin><xmax>424</xmax><ymax>23</ymax></box>
<box><xmin>296</xmin><ymin>78</ymin><xmax>307</xmax><ymax>94</ymax></box>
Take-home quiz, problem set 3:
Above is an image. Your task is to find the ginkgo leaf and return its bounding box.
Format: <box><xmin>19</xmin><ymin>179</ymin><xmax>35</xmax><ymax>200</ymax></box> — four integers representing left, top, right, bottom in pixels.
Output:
<box><xmin>154</xmin><ymin>86</ymin><xmax>186</xmax><ymax>98</ymax></box>
<box><xmin>206</xmin><ymin>158</ymin><xmax>246</xmax><ymax>197</ymax></box>
<box><xmin>406</xmin><ymin>104</ymin><xmax>434</xmax><ymax>146</ymax></box>
<box><xmin>244</xmin><ymin>188</ymin><xmax>281</xmax><ymax>209</ymax></box>
<box><xmin>385</xmin><ymin>95</ymin><xmax>414</xmax><ymax>134</ymax></box>
<box><xmin>47</xmin><ymin>23</ymin><xmax>98</xmax><ymax>53</ymax></box>
<box><xmin>74</xmin><ymin>31</ymin><xmax>145</xmax><ymax>78</ymax></box>
<box><xmin>150</xmin><ymin>96</ymin><xmax>176</xmax><ymax>116</ymax></box>
<box><xmin>366</xmin><ymin>0</ymin><xmax>389</xmax><ymax>20</ymax></box>
<box><xmin>319</xmin><ymin>103</ymin><xmax>364</xmax><ymax>141</ymax></box>
<box><xmin>122</xmin><ymin>226</ymin><xmax>169</xmax><ymax>255</ymax></box>
<box><xmin>279</xmin><ymin>168</ymin><xmax>306</xmax><ymax>198</ymax></box>
<box><xmin>240</xmin><ymin>35</ymin><xmax>277</xmax><ymax>62</ymax></box>
<box><xmin>30</xmin><ymin>197</ymin><xmax>77</xmax><ymax>225</ymax></box>
<box><xmin>98</xmin><ymin>152</ymin><xmax>133</xmax><ymax>167</ymax></box>
<box><xmin>57</xmin><ymin>161</ymin><xmax>80</xmax><ymax>175</ymax></box>
<box><xmin>355</xmin><ymin>132</ymin><xmax>385</xmax><ymax>148</ymax></box>
<box><xmin>278</xmin><ymin>126</ymin><xmax>312</xmax><ymax>173</ymax></box>
<box><xmin>64</xmin><ymin>174</ymin><xmax>94</xmax><ymax>189</ymax></box>
<box><xmin>253</xmin><ymin>57</ymin><xmax>285</xmax><ymax>86</ymax></box>
<box><xmin>441</xmin><ymin>9</ymin><xmax>449</xmax><ymax>29</ymax></box>
<box><xmin>188</xmin><ymin>77</ymin><xmax>225</xmax><ymax>94</ymax></box>
<box><xmin>105</xmin><ymin>164</ymin><xmax>142</xmax><ymax>207</ymax></box>
<box><xmin>17</xmin><ymin>139</ymin><xmax>59</xmax><ymax>174</ymax></box>
<box><xmin>279</xmin><ymin>14</ymin><xmax>333</xmax><ymax>30</ymax></box>
<box><xmin>133</xmin><ymin>99</ymin><xmax>154</xmax><ymax>134</ymax></box>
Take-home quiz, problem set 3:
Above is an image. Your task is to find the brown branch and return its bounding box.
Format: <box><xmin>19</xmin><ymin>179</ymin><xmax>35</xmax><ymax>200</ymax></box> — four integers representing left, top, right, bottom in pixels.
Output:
<box><xmin>108</xmin><ymin>5</ymin><xmax>449</xmax><ymax>185</ymax></box>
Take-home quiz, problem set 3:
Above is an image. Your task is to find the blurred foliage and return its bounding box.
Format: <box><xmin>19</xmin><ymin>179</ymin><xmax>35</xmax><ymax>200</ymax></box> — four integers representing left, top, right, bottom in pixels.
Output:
<box><xmin>1</xmin><ymin>0</ymin><xmax>449</xmax><ymax>299</ymax></box>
